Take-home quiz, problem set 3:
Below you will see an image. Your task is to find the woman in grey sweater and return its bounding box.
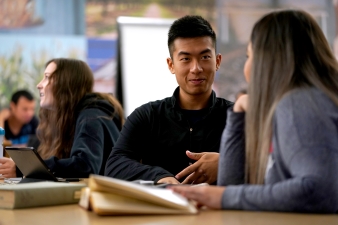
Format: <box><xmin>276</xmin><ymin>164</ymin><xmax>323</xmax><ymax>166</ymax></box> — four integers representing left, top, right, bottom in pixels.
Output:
<box><xmin>170</xmin><ymin>9</ymin><xmax>338</xmax><ymax>213</ymax></box>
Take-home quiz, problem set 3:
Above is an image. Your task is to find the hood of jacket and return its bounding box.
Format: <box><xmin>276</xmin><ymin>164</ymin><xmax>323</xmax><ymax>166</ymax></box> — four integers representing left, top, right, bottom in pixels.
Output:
<box><xmin>76</xmin><ymin>93</ymin><xmax>122</xmax><ymax>130</ymax></box>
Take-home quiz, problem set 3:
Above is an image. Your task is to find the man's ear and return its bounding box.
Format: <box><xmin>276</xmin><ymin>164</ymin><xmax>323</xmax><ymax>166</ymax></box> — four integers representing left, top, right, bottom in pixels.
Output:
<box><xmin>216</xmin><ymin>53</ymin><xmax>222</xmax><ymax>71</ymax></box>
<box><xmin>167</xmin><ymin>57</ymin><xmax>175</xmax><ymax>74</ymax></box>
<box><xmin>9</xmin><ymin>102</ymin><xmax>16</xmax><ymax>111</ymax></box>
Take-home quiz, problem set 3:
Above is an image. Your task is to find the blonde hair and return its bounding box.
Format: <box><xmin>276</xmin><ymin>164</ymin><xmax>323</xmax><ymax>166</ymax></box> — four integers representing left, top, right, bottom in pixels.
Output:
<box><xmin>245</xmin><ymin>10</ymin><xmax>338</xmax><ymax>184</ymax></box>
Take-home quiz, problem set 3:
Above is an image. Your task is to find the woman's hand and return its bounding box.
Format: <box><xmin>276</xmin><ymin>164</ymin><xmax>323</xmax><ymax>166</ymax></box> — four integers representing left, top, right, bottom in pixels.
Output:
<box><xmin>169</xmin><ymin>185</ymin><xmax>226</xmax><ymax>209</ymax></box>
<box><xmin>0</xmin><ymin>157</ymin><xmax>17</xmax><ymax>178</ymax></box>
<box><xmin>233</xmin><ymin>94</ymin><xmax>248</xmax><ymax>112</ymax></box>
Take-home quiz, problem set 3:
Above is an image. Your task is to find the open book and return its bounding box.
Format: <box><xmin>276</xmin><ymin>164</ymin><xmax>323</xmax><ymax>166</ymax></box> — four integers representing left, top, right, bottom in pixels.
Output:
<box><xmin>79</xmin><ymin>174</ymin><xmax>198</xmax><ymax>215</ymax></box>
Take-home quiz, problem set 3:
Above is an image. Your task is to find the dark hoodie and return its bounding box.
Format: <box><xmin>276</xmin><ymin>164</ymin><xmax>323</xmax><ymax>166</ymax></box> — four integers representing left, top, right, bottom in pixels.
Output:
<box><xmin>42</xmin><ymin>93</ymin><xmax>122</xmax><ymax>178</ymax></box>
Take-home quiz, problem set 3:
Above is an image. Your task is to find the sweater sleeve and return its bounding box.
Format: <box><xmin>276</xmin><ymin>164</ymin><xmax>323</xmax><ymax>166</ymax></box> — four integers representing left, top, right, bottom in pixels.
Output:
<box><xmin>217</xmin><ymin>109</ymin><xmax>245</xmax><ymax>186</ymax></box>
<box><xmin>44</xmin><ymin>109</ymin><xmax>108</xmax><ymax>178</ymax></box>
<box><xmin>221</xmin><ymin>91</ymin><xmax>338</xmax><ymax>213</ymax></box>
<box><xmin>104</xmin><ymin>106</ymin><xmax>174</xmax><ymax>183</ymax></box>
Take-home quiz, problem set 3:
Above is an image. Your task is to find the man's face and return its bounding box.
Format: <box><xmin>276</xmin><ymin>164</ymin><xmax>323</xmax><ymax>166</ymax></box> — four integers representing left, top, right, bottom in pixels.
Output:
<box><xmin>10</xmin><ymin>97</ymin><xmax>35</xmax><ymax>124</ymax></box>
<box><xmin>167</xmin><ymin>36</ymin><xmax>221</xmax><ymax>98</ymax></box>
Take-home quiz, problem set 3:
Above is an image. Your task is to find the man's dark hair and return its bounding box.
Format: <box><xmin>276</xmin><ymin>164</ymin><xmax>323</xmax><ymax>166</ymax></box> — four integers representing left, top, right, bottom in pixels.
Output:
<box><xmin>11</xmin><ymin>90</ymin><xmax>34</xmax><ymax>104</ymax></box>
<box><xmin>168</xmin><ymin>15</ymin><xmax>216</xmax><ymax>58</ymax></box>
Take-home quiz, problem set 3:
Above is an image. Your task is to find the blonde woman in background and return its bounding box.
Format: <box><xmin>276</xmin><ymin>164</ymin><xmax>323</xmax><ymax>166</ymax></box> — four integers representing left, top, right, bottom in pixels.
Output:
<box><xmin>170</xmin><ymin>10</ymin><xmax>338</xmax><ymax>213</ymax></box>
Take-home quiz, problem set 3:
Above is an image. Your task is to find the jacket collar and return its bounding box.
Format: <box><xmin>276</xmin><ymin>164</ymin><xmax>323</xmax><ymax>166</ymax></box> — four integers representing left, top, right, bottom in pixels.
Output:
<box><xmin>170</xmin><ymin>86</ymin><xmax>218</xmax><ymax>110</ymax></box>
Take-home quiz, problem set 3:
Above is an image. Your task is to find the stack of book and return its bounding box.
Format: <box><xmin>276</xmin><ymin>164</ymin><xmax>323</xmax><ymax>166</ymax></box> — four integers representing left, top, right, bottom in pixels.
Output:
<box><xmin>0</xmin><ymin>181</ymin><xmax>86</xmax><ymax>209</ymax></box>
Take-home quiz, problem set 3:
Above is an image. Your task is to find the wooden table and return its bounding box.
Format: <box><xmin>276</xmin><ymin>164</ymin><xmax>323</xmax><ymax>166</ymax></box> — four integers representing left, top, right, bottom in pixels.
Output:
<box><xmin>0</xmin><ymin>204</ymin><xmax>337</xmax><ymax>225</ymax></box>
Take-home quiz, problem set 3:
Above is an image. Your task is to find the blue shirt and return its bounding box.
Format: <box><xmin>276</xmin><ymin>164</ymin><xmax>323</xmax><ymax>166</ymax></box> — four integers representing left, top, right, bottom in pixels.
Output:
<box><xmin>5</xmin><ymin>116</ymin><xmax>39</xmax><ymax>145</ymax></box>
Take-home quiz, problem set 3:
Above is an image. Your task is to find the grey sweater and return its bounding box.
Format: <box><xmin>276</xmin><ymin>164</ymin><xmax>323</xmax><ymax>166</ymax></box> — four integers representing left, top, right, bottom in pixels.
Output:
<box><xmin>218</xmin><ymin>88</ymin><xmax>338</xmax><ymax>213</ymax></box>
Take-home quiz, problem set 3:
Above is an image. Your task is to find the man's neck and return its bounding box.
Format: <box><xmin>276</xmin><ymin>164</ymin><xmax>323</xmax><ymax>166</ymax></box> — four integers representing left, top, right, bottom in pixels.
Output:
<box><xmin>178</xmin><ymin>91</ymin><xmax>212</xmax><ymax>110</ymax></box>
<box><xmin>7</xmin><ymin>115</ymin><xmax>24</xmax><ymax>135</ymax></box>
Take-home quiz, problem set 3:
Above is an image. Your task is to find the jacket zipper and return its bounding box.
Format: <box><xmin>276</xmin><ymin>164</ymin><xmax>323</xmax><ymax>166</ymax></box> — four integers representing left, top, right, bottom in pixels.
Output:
<box><xmin>189</xmin><ymin>127</ymin><xmax>193</xmax><ymax>153</ymax></box>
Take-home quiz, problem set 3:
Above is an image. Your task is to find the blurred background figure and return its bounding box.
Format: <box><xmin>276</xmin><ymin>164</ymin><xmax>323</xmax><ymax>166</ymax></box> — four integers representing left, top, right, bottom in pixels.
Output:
<box><xmin>0</xmin><ymin>90</ymin><xmax>38</xmax><ymax>147</ymax></box>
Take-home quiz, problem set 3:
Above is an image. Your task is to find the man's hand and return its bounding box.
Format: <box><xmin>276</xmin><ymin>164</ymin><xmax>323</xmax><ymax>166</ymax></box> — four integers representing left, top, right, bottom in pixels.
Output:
<box><xmin>157</xmin><ymin>177</ymin><xmax>180</xmax><ymax>184</ymax></box>
<box><xmin>169</xmin><ymin>185</ymin><xmax>226</xmax><ymax>209</ymax></box>
<box><xmin>0</xmin><ymin>157</ymin><xmax>17</xmax><ymax>178</ymax></box>
<box><xmin>233</xmin><ymin>94</ymin><xmax>248</xmax><ymax>112</ymax></box>
<box><xmin>175</xmin><ymin>151</ymin><xmax>219</xmax><ymax>184</ymax></box>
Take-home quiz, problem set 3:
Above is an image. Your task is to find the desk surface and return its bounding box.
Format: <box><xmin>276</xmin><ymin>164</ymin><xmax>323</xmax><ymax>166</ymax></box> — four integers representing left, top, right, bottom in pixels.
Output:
<box><xmin>0</xmin><ymin>204</ymin><xmax>337</xmax><ymax>225</ymax></box>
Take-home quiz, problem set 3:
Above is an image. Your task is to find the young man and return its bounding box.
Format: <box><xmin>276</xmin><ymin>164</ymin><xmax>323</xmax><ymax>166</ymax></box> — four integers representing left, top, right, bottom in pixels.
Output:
<box><xmin>0</xmin><ymin>90</ymin><xmax>38</xmax><ymax>146</ymax></box>
<box><xmin>105</xmin><ymin>15</ymin><xmax>233</xmax><ymax>184</ymax></box>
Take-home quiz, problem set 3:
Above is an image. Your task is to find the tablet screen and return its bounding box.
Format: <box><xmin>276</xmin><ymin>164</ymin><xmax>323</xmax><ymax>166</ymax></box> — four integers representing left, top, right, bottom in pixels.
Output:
<box><xmin>5</xmin><ymin>147</ymin><xmax>58</xmax><ymax>181</ymax></box>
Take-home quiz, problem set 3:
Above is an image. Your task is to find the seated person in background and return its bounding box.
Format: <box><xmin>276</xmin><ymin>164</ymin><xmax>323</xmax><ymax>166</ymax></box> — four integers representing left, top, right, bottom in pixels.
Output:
<box><xmin>0</xmin><ymin>58</ymin><xmax>124</xmax><ymax>178</ymax></box>
<box><xmin>170</xmin><ymin>10</ymin><xmax>338</xmax><ymax>213</ymax></box>
<box><xmin>0</xmin><ymin>90</ymin><xmax>38</xmax><ymax>146</ymax></box>
<box><xmin>104</xmin><ymin>15</ymin><xmax>233</xmax><ymax>185</ymax></box>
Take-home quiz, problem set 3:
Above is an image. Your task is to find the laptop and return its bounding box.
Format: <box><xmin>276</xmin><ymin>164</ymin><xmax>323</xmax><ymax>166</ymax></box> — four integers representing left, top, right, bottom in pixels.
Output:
<box><xmin>5</xmin><ymin>147</ymin><xmax>67</xmax><ymax>183</ymax></box>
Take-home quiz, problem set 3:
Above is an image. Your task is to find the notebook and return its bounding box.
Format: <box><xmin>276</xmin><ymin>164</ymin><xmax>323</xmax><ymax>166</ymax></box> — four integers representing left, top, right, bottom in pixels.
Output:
<box><xmin>4</xmin><ymin>147</ymin><xmax>69</xmax><ymax>183</ymax></box>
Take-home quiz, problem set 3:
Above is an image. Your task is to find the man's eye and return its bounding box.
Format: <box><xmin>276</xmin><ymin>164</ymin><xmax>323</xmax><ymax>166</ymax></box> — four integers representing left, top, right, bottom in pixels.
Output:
<box><xmin>202</xmin><ymin>55</ymin><xmax>211</xmax><ymax>59</ymax></box>
<box><xmin>180</xmin><ymin>58</ymin><xmax>189</xmax><ymax>61</ymax></box>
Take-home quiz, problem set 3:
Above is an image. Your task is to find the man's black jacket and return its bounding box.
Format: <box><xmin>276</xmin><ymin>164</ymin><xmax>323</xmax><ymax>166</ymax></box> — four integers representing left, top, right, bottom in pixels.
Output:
<box><xmin>104</xmin><ymin>87</ymin><xmax>233</xmax><ymax>182</ymax></box>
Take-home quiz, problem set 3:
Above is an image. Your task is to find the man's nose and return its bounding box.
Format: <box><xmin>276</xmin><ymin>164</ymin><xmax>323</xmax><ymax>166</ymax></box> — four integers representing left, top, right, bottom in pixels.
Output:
<box><xmin>190</xmin><ymin>60</ymin><xmax>202</xmax><ymax>74</ymax></box>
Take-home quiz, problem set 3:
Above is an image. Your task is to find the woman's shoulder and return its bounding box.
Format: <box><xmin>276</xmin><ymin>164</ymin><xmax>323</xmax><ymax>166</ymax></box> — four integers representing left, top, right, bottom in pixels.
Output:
<box><xmin>277</xmin><ymin>87</ymin><xmax>334</xmax><ymax>110</ymax></box>
<box><xmin>275</xmin><ymin>87</ymin><xmax>338</xmax><ymax>128</ymax></box>
<box><xmin>77</xmin><ymin>95</ymin><xmax>116</xmax><ymax>117</ymax></box>
<box><xmin>78</xmin><ymin>107</ymin><xmax>108</xmax><ymax>117</ymax></box>
<box><xmin>76</xmin><ymin>107</ymin><xmax>121</xmax><ymax>130</ymax></box>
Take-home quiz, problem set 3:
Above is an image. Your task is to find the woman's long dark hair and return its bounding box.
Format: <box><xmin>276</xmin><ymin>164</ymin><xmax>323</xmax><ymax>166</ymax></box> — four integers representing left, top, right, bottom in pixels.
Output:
<box><xmin>37</xmin><ymin>58</ymin><xmax>124</xmax><ymax>159</ymax></box>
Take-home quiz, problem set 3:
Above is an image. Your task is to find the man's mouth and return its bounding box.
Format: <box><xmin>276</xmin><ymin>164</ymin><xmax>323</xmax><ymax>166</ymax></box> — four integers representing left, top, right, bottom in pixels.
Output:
<box><xmin>190</xmin><ymin>79</ymin><xmax>205</xmax><ymax>84</ymax></box>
